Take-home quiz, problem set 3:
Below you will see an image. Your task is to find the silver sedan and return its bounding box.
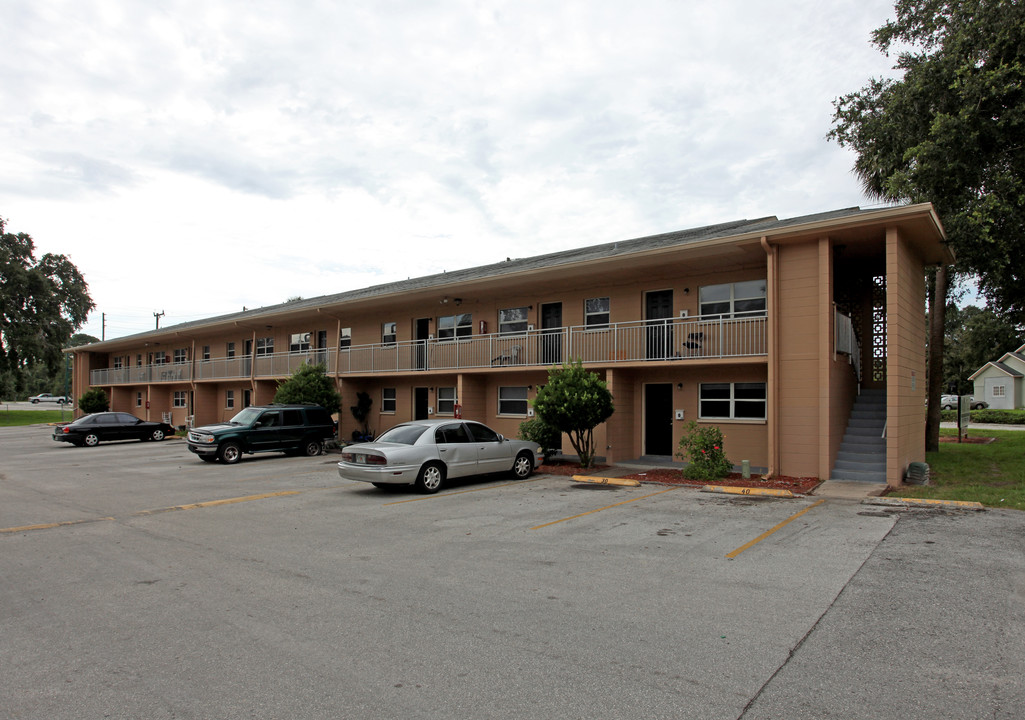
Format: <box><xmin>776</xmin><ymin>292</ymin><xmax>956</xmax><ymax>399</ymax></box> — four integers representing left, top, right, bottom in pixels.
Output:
<box><xmin>338</xmin><ymin>419</ymin><xmax>542</xmax><ymax>493</ymax></box>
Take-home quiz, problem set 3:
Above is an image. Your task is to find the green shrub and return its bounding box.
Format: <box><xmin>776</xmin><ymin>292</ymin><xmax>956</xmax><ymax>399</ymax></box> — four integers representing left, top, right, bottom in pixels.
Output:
<box><xmin>940</xmin><ymin>408</ymin><xmax>1025</xmax><ymax>424</ymax></box>
<box><xmin>518</xmin><ymin>417</ymin><xmax>561</xmax><ymax>462</ymax></box>
<box><xmin>675</xmin><ymin>421</ymin><xmax>732</xmax><ymax>481</ymax></box>
<box><xmin>532</xmin><ymin>361</ymin><xmax>614</xmax><ymax>468</ymax></box>
<box><xmin>273</xmin><ymin>363</ymin><xmax>341</xmax><ymax>415</ymax></box>
<box><xmin>78</xmin><ymin>388</ymin><xmax>109</xmax><ymax>414</ymax></box>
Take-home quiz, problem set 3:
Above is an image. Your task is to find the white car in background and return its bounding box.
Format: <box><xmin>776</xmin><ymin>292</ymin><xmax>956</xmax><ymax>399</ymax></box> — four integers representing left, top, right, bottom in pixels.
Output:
<box><xmin>28</xmin><ymin>393</ymin><xmax>72</xmax><ymax>404</ymax></box>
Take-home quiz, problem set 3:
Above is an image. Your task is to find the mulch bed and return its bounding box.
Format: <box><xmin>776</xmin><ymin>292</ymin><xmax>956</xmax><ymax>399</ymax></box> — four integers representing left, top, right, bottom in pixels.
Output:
<box><xmin>939</xmin><ymin>435</ymin><xmax>996</xmax><ymax>444</ymax></box>
<box><xmin>538</xmin><ymin>462</ymin><xmax>610</xmax><ymax>477</ymax></box>
<box><xmin>538</xmin><ymin>462</ymin><xmax>820</xmax><ymax>494</ymax></box>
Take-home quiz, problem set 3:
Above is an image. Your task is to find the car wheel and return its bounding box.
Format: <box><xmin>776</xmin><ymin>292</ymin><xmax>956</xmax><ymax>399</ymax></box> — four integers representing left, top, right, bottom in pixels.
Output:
<box><xmin>31</xmin><ymin>399</ymin><xmax>39</xmax><ymax>404</ymax></box>
<box><xmin>511</xmin><ymin>452</ymin><xmax>533</xmax><ymax>479</ymax></box>
<box><xmin>83</xmin><ymin>433</ymin><xmax>100</xmax><ymax>447</ymax></box>
<box><xmin>150</xmin><ymin>429</ymin><xmax>166</xmax><ymax>442</ymax></box>
<box><xmin>415</xmin><ymin>462</ymin><xmax>445</xmax><ymax>494</ymax></box>
<box><xmin>200</xmin><ymin>455</ymin><xmax>217</xmax><ymax>463</ymax></box>
<box><xmin>303</xmin><ymin>440</ymin><xmax>322</xmax><ymax>457</ymax></box>
<box><xmin>219</xmin><ymin>442</ymin><xmax>242</xmax><ymax>464</ymax></box>
<box><xmin>942</xmin><ymin>404</ymin><xmax>953</xmax><ymax>410</ymax></box>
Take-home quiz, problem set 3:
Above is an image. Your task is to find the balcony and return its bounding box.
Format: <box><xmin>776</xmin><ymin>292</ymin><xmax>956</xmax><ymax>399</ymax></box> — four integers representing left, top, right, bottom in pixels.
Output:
<box><xmin>89</xmin><ymin>315</ymin><xmax>767</xmax><ymax>386</ymax></box>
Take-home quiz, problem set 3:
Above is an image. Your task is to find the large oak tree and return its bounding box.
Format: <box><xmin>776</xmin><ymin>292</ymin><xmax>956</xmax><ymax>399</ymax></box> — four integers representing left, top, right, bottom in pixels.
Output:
<box><xmin>1</xmin><ymin>217</ymin><xmax>94</xmax><ymax>394</ymax></box>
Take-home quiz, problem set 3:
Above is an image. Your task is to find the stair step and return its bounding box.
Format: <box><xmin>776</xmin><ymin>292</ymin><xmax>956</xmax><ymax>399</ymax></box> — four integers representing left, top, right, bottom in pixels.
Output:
<box><xmin>831</xmin><ymin>469</ymin><xmax>887</xmax><ymax>483</ymax></box>
<box><xmin>835</xmin><ymin>458</ymin><xmax>887</xmax><ymax>472</ymax></box>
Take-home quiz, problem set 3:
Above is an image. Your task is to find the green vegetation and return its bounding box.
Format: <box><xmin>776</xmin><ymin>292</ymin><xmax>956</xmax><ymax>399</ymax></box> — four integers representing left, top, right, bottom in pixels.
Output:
<box><xmin>1</xmin><ymin>217</ymin><xmax>95</xmax><ymax>398</ymax></box>
<box><xmin>532</xmin><ymin>360</ymin><xmax>614</xmax><ymax>468</ymax></box>
<box><xmin>676</xmin><ymin>421</ymin><xmax>733</xmax><ymax>481</ymax></box>
<box><xmin>939</xmin><ymin>408</ymin><xmax>1025</xmax><ymax>424</ymax></box>
<box><xmin>0</xmin><ymin>409</ymin><xmax>68</xmax><ymax>427</ymax></box>
<box><xmin>77</xmin><ymin>388</ymin><xmax>109</xmax><ymax>414</ymax></box>
<box><xmin>898</xmin><ymin>429</ymin><xmax>1025</xmax><ymax>511</ymax></box>
<box><xmin>273</xmin><ymin>363</ymin><xmax>342</xmax><ymax>415</ymax></box>
<box><xmin>517</xmin><ymin>417</ymin><xmax>561</xmax><ymax>463</ymax></box>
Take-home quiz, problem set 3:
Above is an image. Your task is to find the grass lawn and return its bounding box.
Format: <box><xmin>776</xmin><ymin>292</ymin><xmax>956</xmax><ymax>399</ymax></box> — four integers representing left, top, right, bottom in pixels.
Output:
<box><xmin>897</xmin><ymin>428</ymin><xmax>1025</xmax><ymax>511</ymax></box>
<box><xmin>0</xmin><ymin>409</ymin><xmax>70</xmax><ymax>427</ymax></box>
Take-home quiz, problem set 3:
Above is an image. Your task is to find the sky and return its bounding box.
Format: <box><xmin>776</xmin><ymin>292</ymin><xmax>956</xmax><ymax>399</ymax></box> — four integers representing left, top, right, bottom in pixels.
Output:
<box><xmin>2</xmin><ymin>0</ymin><xmax>907</xmax><ymax>341</ymax></box>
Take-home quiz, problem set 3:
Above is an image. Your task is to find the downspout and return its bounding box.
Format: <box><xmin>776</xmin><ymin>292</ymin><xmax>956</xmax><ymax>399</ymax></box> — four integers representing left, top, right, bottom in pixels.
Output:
<box><xmin>760</xmin><ymin>236</ymin><xmax>779</xmax><ymax>479</ymax></box>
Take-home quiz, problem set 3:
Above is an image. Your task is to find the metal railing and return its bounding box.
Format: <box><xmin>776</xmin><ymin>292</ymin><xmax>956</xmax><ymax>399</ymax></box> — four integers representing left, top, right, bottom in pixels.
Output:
<box><xmin>89</xmin><ymin>314</ymin><xmax>767</xmax><ymax>385</ymax></box>
<box><xmin>834</xmin><ymin>310</ymin><xmax>862</xmax><ymax>382</ymax></box>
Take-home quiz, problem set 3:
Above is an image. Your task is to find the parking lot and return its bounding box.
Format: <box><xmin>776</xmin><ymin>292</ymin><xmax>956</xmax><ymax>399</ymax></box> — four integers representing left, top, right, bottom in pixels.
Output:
<box><xmin>2</xmin><ymin>424</ymin><xmax>1024</xmax><ymax>719</ymax></box>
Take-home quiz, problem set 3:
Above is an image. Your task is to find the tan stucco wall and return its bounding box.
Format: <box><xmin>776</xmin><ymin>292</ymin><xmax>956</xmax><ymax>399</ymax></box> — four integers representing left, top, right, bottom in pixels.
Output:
<box><xmin>886</xmin><ymin>227</ymin><xmax>928</xmax><ymax>486</ymax></box>
<box><xmin>775</xmin><ymin>241</ymin><xmax>822</xmax><ymax>478</ymax></box>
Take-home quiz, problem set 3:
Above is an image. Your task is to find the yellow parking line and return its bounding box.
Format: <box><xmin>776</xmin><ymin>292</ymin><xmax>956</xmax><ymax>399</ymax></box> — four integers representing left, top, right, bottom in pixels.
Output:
<box><xmin>132</xmin><ymin>491</ymin><xmax>303</xmax><ymax>516</ymax></box>
<box><xmin>383</xmin><ymin>478</ymin><xmax>542</xmax><ymax>505</ymax></box>
<box><xmin>531</xmin><ymin>486</ymin><xmax>682</xmax><ymax>530</ymax></box>
<box><xmin>725</xmin><ymin>499</ymin><xmax>827</xmax><ymax>559</ymax></box>
<box><xmin>0</xmin><ymin>489</ymin><xmax>324</xmax><ymax>535</ymax></box>
<box><xmin>1</xmin><ymin>517</ymin><xmax>115</xmax><ymax>534</ymax></box>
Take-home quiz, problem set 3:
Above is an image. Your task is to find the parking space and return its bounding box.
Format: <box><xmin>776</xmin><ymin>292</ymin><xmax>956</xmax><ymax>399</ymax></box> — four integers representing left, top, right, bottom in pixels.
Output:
<box><xmin>3</xmin><ymin>423</ymin><xmax>1023</xmax><ymax>719</ymax></box>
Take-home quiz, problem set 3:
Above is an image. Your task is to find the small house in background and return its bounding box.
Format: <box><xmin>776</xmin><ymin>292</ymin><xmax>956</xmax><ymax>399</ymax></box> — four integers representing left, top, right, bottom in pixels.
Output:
<box><xmin>969</xmin><ymin>343</ymin><xmax>1025</xmax><ymax>410</ymax></box>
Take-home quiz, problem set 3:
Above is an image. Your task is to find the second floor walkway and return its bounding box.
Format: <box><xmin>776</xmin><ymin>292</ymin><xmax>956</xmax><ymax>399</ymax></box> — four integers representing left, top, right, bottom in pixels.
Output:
<box><xmin>90</xmin><ymin>314</ymin><xmax>768</xmax><ymax>386</ymax></box>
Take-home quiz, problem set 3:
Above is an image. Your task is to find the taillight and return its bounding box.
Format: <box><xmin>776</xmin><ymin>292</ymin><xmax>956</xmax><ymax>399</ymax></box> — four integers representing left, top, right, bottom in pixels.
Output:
<box><xmin>62</xmin><ymin>427</ymin><xmax>70</xmax><ymax>434</ymax></box>
<box><xmin>364</xmin><ymin>454</ymin><xmax>387</xmax><ymax>466</ymax></box>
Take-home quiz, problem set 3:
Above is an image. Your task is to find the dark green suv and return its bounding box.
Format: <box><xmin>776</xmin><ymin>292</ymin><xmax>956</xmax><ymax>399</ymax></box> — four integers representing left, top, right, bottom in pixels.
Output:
<box><xmin>187</xmin><ymin>404</ymin><xmax>337</xmax><ymax>464</ymax></box>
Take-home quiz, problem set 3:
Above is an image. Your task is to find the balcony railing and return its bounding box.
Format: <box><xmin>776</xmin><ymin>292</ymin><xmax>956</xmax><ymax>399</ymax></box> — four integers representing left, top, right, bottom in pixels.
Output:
<box><xmin>89</xmin><ymin>314</ymin><xmax>766</xmax><ymax>385</ymax></box>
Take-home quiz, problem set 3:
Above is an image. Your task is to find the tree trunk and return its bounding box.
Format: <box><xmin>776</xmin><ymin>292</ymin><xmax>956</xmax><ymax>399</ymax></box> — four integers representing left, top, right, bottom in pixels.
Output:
<box><xmin>925</xmin><ymin>265</ymin><xmax>948</xmax><ymax>452</ymax></box>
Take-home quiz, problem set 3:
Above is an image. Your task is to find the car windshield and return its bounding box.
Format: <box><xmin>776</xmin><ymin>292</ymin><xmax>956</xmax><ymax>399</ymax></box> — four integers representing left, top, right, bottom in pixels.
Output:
<box><xmin>228</xmin><ymin>407</ymin><xmax>263</xmax><ymax>426</ymax></box>
<box><xmin>376</xmin><ymin>424</ymin><xmax>429</xmax><ymax>445</ymax></box>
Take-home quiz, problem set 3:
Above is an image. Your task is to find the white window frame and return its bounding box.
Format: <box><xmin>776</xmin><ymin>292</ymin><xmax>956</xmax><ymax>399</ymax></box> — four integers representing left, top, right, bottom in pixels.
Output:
<box><xmin>290</xmin><ymin>332</ymin><xmax>311</xmax><ymax>353</ymax></box>
<box><xmin>173</xmin><ymin>391</ymin><xmax>188</xmax><ymax>408</ymax></box>
<box><xmin>136</xmin><ymin>392</ymin><xmax>143</xmax><ymax>407</ymax></box>
<box><xmin>382</xmin><ymin>322</ymin><xmax>397</xmax><ymax>346</ymax></box>
<box><xmin>226</xmin><ymin>390</ymin><xmax>235</xmax><ymax>409</ymax></box>
<box><xmin>227</xmin><ymin>342</ymin><xmax>236</xmax><ymax>359</ymax></box>
<box><xmin>340</xmin><ymin>327</ymin><xmax>352</xmax><ymax>349</ymax></box>
<box><xmin>699</xmin><ymin>280</ymin><xmax>767</xmax><ymax>319</ymax></box>
<box><xmin>698</xmin><ymin>382</ymin><xmax>766</xmax><ymax>420</ymax></box>
<box><xmin>173</xmin><ymin>348</ymin><xmax>188</xmax><ymax>364</ymax></box>
<box><xmin>382</xmin><ymin>387</ymin><xmax>397</xmax><ymax>413</ymax></box>
<box><xmin>499</xmin><ymin>307</ymin><xmax>529</xmax><ymax>335</ymax></box>
<box><xmin>255</xmin><ymin>337</ymin><xmax>274</xmax><ymax>356</ymax></box>
<box><xmin>438</xmin><ymin>313</ymin><xmax>473</xmax><ymax>341</ymax></box>
<box><xmin>498</xmin><ymin>386</ymin><xmax>529</xmax><ymax>416</ymax></box>
<box><xmin>437</xmin><ymin>387</ymin><xmax>457</xmax><ymax>415</ymax></box>
<box><xmin>585</xmin><ymin>297</ymin><xmax>610</xmax><ymax>328</ymax></box>
<box><xmin>993</xmin><ymin>385</ymin><xmax>1006</xmax><ymax>397</ymax></box>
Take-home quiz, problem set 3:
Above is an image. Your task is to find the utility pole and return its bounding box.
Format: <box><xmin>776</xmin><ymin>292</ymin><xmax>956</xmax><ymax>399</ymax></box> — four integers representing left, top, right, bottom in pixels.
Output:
<box><xmin>154</xmin><ymin>310</ymin><xmax>165</xmax><ymax>329</ymax></box>
<box><xmin>102</xmin><ymin>312</ymin><xmax>106</xmax><ymax>341</ymax></box>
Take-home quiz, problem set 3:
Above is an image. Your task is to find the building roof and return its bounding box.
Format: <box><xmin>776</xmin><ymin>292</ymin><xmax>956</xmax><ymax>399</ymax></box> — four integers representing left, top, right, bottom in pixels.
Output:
<box><xmin>74</xmin><ymin>203</ymin><xmax>947</xmax><ymax>351</ymax></box>
<box><xmin>969</xmin><ymin>361</ymin><xmax>1025</xmax><ymax>381</ymax></box>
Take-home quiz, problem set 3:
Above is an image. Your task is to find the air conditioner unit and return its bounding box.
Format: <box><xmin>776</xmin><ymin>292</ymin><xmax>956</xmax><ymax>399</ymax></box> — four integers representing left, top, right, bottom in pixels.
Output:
<box><xmin>679</xmin><ymin>310</ymin><xmax>689</xmax><ymax>318</ymax></box>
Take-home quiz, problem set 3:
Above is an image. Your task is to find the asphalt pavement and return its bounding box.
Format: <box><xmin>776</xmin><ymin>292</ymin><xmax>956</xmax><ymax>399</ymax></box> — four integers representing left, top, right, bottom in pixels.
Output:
<box><xmin>1</xmin><ymin>424</ymin><xmax>1023</xmax><ymax>719</ymax></box>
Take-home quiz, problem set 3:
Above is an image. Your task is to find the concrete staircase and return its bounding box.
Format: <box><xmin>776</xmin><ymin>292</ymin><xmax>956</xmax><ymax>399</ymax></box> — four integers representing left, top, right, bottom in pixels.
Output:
<box><xmin>832</xmin><ymin>389</ymin><xmax>887</xmax><ymax>483</ymax></box>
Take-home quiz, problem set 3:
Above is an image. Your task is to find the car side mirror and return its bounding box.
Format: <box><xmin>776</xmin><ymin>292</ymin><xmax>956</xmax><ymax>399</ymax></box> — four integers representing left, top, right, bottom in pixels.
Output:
<box><xmin>497</xmin><ymin>434</ymin><xmax>506</xmax><ymax>442</ymax></box>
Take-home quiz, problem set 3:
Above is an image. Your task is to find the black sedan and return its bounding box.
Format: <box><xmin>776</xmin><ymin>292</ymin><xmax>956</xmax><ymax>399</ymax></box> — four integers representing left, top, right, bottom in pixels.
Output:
<box><xmin>53</xmin><ymin>412</ymin><xmax>175</xmax><ymax>447</ymax></box>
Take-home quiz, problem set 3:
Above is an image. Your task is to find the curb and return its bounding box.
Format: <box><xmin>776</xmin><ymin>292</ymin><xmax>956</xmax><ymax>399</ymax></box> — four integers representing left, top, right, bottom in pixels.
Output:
<box><xmin>701</xmin><ymin>485</ymin><xmax>795</xmax><ymax>498</ymax></box>
<box><xmin>570</xmin><ymin>475</ymin><xmax>642</xmax><ymax>487</ymax></box>
<box><xmin>863</xmin><ymin>497</ymin><xmax>985</xmax><ymax>511</ymax></box>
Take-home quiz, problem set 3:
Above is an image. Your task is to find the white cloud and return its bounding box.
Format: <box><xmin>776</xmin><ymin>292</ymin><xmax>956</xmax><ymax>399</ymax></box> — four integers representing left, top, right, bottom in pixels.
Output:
<box><xmin>1</xmin><ymin>0</ymin><xmax>901</xmax><ymax>339</ymax></box>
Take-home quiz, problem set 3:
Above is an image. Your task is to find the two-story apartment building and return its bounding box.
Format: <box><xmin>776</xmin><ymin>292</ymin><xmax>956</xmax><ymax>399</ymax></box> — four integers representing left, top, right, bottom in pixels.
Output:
<box><xmin>69</xmin><ymin>203</ymin><xmax>951</xmax><ymax>487</ymax></box>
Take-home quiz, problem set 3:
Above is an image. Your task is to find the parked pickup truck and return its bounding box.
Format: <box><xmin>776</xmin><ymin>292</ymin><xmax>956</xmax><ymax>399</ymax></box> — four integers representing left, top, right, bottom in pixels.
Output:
<box><xmin>28</xmin><ymin>393</ymin><xmax>72</xmax><ymax>404</ymax></box>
